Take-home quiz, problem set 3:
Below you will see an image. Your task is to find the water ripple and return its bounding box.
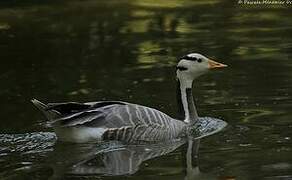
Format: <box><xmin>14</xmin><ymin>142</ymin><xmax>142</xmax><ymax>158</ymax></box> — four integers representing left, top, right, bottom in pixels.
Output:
<box><xmin>0</xmin><ymin>132</ymin><xmax>56</xmax><ymax>155</ymax></box>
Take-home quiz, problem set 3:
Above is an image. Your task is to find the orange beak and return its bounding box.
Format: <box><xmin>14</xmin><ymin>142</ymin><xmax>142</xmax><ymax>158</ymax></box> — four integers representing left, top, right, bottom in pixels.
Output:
<box><xmin>208</xmin><ymin>59</ymin><xmax>228</xmax><ymax>69</ymax></box>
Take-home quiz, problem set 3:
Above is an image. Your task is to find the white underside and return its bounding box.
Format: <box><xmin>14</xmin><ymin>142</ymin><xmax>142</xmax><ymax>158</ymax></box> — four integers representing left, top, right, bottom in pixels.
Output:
<box><xmin>54</xmin><ymin>127</ymin><xmax>106</xmax><ymax>143</ymax></box>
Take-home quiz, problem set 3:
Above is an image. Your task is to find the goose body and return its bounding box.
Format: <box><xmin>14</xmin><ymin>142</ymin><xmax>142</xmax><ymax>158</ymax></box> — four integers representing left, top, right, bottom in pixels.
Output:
<box><xmin>32</xmin><ymin>53</ymin><xmax>227</xmax><ymax>143</ymax></box>
<box><xmin>32</xmin><ymin>100</ymin><xmax>186</xmax><ymax>143</ymax></box>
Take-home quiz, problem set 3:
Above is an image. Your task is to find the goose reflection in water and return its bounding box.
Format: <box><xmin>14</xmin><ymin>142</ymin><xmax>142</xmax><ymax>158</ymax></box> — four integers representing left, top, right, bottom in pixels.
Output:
<box><xmin>46</xmin><ymin>139</ymin><xmax>216</xmax><ymax>179</ymax></box>
<box><xmin>68</xmin><ymin>140</ymin><xmax>185</xmax><ymax>176</ymax></box>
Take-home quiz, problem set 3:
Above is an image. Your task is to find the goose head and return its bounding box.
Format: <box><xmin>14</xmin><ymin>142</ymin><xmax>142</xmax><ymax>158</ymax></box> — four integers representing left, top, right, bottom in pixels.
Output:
<box><xmin>176</xmin><ymin>53</ymin><xmax>227</xmax><ymax>86</ymax></box>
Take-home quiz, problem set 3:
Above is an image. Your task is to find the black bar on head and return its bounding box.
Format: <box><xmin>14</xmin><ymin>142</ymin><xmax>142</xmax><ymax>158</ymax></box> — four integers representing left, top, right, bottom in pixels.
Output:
<box><xmin>176</xmin><ymin>66</ymin><xmax>188</xmax><ymax>71</ymax></box>
<box><xmin>180</xmin><ymin>55</ymin><xmax>198</xmax><ymax>61</ymax></box>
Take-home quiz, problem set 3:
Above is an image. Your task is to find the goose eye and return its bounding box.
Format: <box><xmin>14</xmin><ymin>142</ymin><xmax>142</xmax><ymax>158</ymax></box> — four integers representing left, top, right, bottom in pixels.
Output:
<box><xmin>197</xmin><ymin>58</ymin><xmax>202</xmax><ymax>63</ymax></box>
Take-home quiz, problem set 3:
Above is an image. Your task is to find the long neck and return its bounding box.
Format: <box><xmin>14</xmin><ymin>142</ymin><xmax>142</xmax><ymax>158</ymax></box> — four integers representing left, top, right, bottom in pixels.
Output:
<box><xmin>177</xmin><ymin>78</ymin><xmax>199</xmax><ymax>124</ymax></box>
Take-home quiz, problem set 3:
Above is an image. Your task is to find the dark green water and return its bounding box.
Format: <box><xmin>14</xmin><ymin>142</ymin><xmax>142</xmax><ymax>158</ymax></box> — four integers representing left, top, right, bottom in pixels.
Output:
<box><xmin>1</xmin><ymin>0</ymin><xmax>292</xmax><ymax>179</ymax></box>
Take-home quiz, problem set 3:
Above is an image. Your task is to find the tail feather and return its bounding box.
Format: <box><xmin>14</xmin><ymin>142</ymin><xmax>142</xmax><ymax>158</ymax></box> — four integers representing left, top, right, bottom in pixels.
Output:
<box><xmin>31</xmin><ymin>99</ymin><xmax>60</xmax><ymax>120</ymax></box>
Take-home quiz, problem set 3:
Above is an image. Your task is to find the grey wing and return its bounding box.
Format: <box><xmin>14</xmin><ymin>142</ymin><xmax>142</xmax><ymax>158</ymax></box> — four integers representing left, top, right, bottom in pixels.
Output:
<box><xmin>51</xmin><ymin>110</ymin><xmax>108</xmax><ymax>127</ymax></box>
<box><xmin>46</xmin><ymin>101</ymin><xmax>125</xmax><ymax>115</ymax></box>
<box><xmin>37</xmin><ymin>100</ymin><xmax>127</xmax><ymax>127</ymax></box>
<box><xmin>101</xmin><ymin>104</ymin><xmax>187</xmax><ymax>142</ymax></box>
<box><xmin>49</xmin><ymin>103</ymin><xmax>127</xmax><ymax>127</ymax></box>
<box><xmin>45</xmin><ymin>101</ymin><xmax>187</xmax><ymax>142</ymax></box>
<box><xmin>51</xmin><ymin>103</ymin><xmax>154</xmax><ymax>128</ymax></box>
<box><xmin>31</xmin><ymin>98</ymin><xmax>126</xmax><ymax>121</ymax></box>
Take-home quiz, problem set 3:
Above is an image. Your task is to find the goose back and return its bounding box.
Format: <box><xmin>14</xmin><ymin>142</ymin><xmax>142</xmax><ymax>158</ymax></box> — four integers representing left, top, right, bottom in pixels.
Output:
<box><xmin>37</xmin><ymin>100</ymin><xmax>187</xmax><ymax>143</ymax></box>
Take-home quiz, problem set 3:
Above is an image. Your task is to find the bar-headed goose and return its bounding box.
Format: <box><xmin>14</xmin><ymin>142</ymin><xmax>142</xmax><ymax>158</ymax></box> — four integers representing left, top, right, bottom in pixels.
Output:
<box><xmin>32</xmin><ymin>53</ymin><xmax>227</xmax><ymax>143</ymax></box>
